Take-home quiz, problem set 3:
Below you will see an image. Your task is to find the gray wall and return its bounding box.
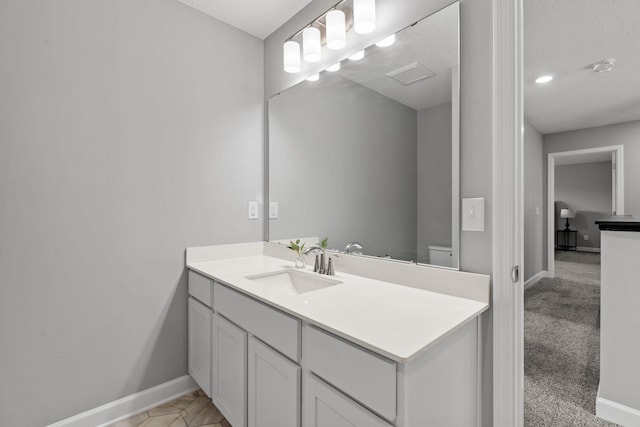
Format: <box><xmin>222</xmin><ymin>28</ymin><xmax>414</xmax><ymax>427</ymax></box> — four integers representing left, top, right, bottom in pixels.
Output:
<box><xmin>417</xmin><ymin>103</ymin><xmax>453</xmax><ymax>263</ymax></box>
<box><xmin>523</xmin><ymin>119</ymin><xmax>544</xmax><ymax>281</ymax></box>
<box><xmin>555</xmin><ymin>161</ymin><xmax>612</xmax><ymax>249</ymax></box>
<box><xmin>0</xmin><ymin>1</ymin><xmax>264</xmax><ymax>426</ymax></box>
<box><xmin>265</xmin><ymin>0</ymin><xmax>495</xmax><ymax>424</ymax></box>
<box><xmin>269</xmin><ymin>74</ymin><xmax>418</xmax><ymax>260</ymax></box>
<box><xmin>542</xmin><ymin>120</ymin><xmax>640</xmax><ymax>264</ymax></box>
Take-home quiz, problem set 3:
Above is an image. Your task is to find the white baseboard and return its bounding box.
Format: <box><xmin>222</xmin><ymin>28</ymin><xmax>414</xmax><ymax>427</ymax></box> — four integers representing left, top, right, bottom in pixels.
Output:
<box><xmin>577</xmin><ymin>246</ymin><xmax>601</xmax><ymax>253</ymax></box>
<box><xmin>596</xmin><ymin>387</ymin><xmax>640</xmax><ymax>427</ymax></box>
<box><xmin>46</xmin><ymin>375</ymin><xmax>199</xmax><ymax>427</ymax></box>
<box><xmin>524</xmin><ymin>270</ymin><xmax>547</xmax><ymax>289</ymax></box>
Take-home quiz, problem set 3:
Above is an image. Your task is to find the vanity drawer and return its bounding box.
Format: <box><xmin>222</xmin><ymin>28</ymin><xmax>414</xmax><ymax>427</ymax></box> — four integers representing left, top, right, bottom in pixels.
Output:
<box><xmin>303</xmin><ymin>325</ymin><xmax>396</xmax><ymax>422</ymax></box>
<box><xmin>188</xmin><ymin>270</ymin><xmax>212</xmax><ymax>307</ymax></box>
<box><xmin>214</xmin><ymin>282</ymin><xmax>301</xmax><ymax>362</ymax></box>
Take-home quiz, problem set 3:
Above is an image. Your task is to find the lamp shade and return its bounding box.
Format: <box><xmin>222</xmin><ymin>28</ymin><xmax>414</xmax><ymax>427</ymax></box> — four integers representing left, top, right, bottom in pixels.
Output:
<box><xmin>560</xmin><ymin>209</ymin><xmax>575</xmax><ymax>219</ymax></box>
<box><xmin>283</xmin><ymin>40</ymin><xmax>301</xmax><ymax>73</ymax></box>
<box><xmin>326</xmin><ymin>10</ymin><xmax>346</xmax><ymax>50</ymax></box>
<box><xmin>354</xmin><ymin>0</ymin><xmax>376</xmax><ymax>34</ymax></box>
<box><xmin>303</xmin><ymin>27</ymin><xmax>321</xmax><ymax>62</ymax></box>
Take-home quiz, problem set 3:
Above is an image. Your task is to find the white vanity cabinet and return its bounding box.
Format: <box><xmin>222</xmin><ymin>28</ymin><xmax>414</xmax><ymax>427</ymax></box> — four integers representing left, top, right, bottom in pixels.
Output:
<box><xmin>248</xmin><ymin>336</ymin><xmax>300</xmax><ymax>427</ymax></box>
<box><xmin>187</xmin><ymin>270</ymin><xmax>214</xmax><ymax>397</ymax></box>
<box><xmin>188</xmin><ymin>296</ymin><xmax>212</xmax><ymax>397</ymax></box>
<box><xmin>188</xmin><ymin>265</ymin><xmax>484</xmax><ymax>427</ymax></box>
<box><xmin>303</xmin><ymin>373</ymin><xmax>393</xmax><ymax>427</ymax></box>
<box><xmin>212</xmin><ymin>312</ymin><xmax>248</xmax><ymax>427</ymax></box>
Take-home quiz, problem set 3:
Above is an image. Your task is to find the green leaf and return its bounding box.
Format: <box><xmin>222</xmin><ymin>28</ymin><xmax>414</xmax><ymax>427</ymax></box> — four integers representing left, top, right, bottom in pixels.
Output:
<box><xmin>320</xmin><ymin>237</ymin><xmax>328</xmax><ymax>249</ymax></box>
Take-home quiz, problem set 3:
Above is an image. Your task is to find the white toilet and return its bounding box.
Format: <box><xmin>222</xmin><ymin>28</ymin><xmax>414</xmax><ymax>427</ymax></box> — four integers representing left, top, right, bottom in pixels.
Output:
<box><xmin>428</xmin><ymin>245</ymin><xmax>452</xmax><ymax>267</ymax></box>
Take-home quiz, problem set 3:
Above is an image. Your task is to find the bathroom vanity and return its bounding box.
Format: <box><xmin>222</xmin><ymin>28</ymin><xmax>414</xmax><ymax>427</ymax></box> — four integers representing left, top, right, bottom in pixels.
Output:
<box><xmin>186</xmin><ymin>242</ymin><xmax>489</xmax><ymax>427</ymax></box>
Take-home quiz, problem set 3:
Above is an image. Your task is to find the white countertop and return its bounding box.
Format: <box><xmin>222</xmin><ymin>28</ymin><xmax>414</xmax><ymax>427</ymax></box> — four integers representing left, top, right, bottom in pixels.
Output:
<box><xmin>187</xmin><ymin>253</ymin><xmax>488</xmax><ymax>363</ymax></box>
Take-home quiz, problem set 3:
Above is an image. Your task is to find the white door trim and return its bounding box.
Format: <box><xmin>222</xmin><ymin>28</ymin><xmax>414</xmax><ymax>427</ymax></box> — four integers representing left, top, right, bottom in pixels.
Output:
<box><xmin>546</xmin><ymin>145</ymin><xmax>624</xmax><ymax>277</ymax></box>
<box><xmin>492</xmin><ymin>0</ymin><xmax>524</xmax><ymax>425</ymax></box>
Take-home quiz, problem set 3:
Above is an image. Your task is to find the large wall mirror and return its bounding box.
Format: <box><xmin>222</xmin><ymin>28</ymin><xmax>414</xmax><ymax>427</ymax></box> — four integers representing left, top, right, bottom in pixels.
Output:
<box><xmin>267</xmin><ymin>2</ymin><xmax>460</xmax><ymax>269</ymax></box>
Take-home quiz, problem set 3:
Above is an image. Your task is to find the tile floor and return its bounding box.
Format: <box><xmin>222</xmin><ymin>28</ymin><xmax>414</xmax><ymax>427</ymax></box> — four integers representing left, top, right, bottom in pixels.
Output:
<box><xmin>108</xmin><ymin>390</ymin><xmax>230</xmax><ymax>427</ymax></box>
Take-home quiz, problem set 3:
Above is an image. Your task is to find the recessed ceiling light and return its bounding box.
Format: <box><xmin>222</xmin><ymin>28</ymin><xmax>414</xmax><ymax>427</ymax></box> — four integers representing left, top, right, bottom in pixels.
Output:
<box><xmin>348</xmin><ymin>50</ymin><xmax>365</xmax><ymax>61</ymax></box>
<box><xmin>376</xmin><ymin>34</ymin><xmax>396</xmax><ymax>48</ymax></box>
<box><xmin>326</xmin><ymin>62</ymin><xmax>341</xmax><ymax>72</ymax></box>
<box><xmin>535</xmin><ymin>75</ymin><xmax>553</xmax><ymax>84</ymax></box>
<box><xmin>307</xmin><ymin>73</ymin><xmax>320</xmax><ymax>82</ymax></box>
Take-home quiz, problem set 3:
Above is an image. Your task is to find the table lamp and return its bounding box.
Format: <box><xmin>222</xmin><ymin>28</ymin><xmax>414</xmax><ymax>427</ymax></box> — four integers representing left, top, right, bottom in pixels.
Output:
<box><xmin>560</xmin><ymin>208</ymin><xmax>575</xmax><ymax>230</ymax></box>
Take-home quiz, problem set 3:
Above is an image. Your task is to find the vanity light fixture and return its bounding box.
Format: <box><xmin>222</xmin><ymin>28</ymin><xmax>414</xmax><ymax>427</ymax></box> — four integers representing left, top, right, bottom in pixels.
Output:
<box><xmin>283</xmin><ymin>40</ymin><xmax>301</xmax><ymax>73</ymax></box>
<box><xmin>281</xmin><ymin>0</ymin><xmax>377</xmax><ymax>73</ymax></box>
<box><xmin>303</xmin><ymin>27</ymin><xmax>322</xmax><ymax>62</ymax></box>
<box><xmin>375</xmin><ymin>34</ymin><xmax>395</xmax><ymax>47</ymax></box>
<box><xmin>307</xmin><ymin>73</ymin><xmax>320</xmax><ymax>81</ymax></box>
<box><xmin>354</xmin><ymin>0</ymin><xmax>376</xmax><ymax>34</ymax></box>
<box><xmin>348</xmin><ymin>50</ymin><xmax>365</xmax><ymax>61</ymax></box>
<box><xmin>326</xmin><ymin>62</ymin><xmax>341</xmax><ymax>72</ymax></box>
<box><xmin>535</xmin><ymin>74</ymin><xmax>553</xmax><ymax>84</ymax></box>
<box><xmin>326</xmin><ymin>9</ymin><xmax>347</xmax><ymax>50</ymax></box>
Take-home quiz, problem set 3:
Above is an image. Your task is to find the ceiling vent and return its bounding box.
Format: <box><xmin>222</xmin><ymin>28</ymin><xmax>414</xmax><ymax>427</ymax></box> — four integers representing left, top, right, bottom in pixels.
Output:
<box><xmin>386</xmin><ymin>62</ymin><xmax>436</xmax><ymax>85</ymax></box>
<box><xmin>592</xmin><ymin>59</ymin><xmax>616</xmax><ymax>73</ymax></box>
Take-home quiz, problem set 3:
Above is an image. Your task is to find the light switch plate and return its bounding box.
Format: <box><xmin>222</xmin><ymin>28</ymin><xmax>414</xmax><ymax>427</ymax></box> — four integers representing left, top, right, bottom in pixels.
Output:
<box><xmin>462</xmin><ymin>198</ymin><xmax>485</xmax><ymax>231</ymax></box>
<box><xmin>248</xmin><ymin>201</ymin><xmax>259</xmax><ymax>220</ymax></box>
<box><xmin>269</xmin><ymin>202</ymin><xmax>278</xmax><ymax>219</ymax></box>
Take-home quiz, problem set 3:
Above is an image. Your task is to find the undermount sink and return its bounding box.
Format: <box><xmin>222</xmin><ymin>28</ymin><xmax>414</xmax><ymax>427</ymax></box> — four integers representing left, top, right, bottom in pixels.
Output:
<box><xmin>245</xmin><ymin>269</ymin><xmax>342</xmax><ymax>295</ymax></box>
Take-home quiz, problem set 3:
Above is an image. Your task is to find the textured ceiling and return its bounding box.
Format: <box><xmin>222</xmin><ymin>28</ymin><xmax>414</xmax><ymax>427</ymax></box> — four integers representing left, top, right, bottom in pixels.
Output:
<box><xmin>524</xmin><ymin>0</ymin><xmax>640</xmax><ymax>134</ymax></box>
<box><xmin>175</xmin><ymin>0</ymin><xmax>311</xmax><ymax>39</ymax></box>
<box><xmin>336</xmin><ymin>3</ymin><xmax>458</xmax><ymax>111</ymax></box>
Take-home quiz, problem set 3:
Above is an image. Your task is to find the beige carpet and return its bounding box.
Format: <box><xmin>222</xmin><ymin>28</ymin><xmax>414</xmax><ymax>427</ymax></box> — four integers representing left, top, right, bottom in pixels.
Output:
<box><xmin>524</xmin><ymin>251</ymin><xmax>619</xmax><ymax>427</ymax></box>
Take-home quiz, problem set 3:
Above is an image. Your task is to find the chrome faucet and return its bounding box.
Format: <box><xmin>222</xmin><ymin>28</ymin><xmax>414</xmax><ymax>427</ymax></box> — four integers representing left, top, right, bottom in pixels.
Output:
<box><xmin>303</xmin><ymin>246</ymin><xmax>325</xmax><ymax>273</ymax></box>
<box><xmin>343</xmin><ymin>242</ymin><xmax>364</xmax><ymax>255</ymax></box>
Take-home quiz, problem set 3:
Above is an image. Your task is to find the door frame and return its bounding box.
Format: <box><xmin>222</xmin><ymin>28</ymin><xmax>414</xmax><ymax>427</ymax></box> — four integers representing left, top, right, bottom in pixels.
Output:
<box><xmin>546</xmin><ymin>146</ymin><xmax>624</xmax><ymax>277</ymax></box>
<box><xmin>493</xmin><ymin>0</ymin><xmax>524</xmax><ymax>425</ymax></box>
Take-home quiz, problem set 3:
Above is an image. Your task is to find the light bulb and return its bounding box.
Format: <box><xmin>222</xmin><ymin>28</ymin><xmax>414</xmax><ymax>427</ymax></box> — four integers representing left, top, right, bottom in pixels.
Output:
<box><xmin>348</xmin><ymin>50</ymin><xmax>365</xmax><ymax>61</ymax></box>
<box><xmin>307</xmin><ymin>73</ymin><xmax>320</xmax><ymax>82</ymax></box>
<box><xmin>326</xmin><ymin>10</ymin><xmax>346</xmax><ymax>50</ymax></box>
<box><xmin>283</xmin><ymin>40</ymin><xmax>301</xmax><ymax>73</ymax></box>
<box><xmin>303</xmin><ymin>27</ymin><xmax>321</xmax><ymax>63</ymax></box>
<box><xmin>354</xmin><ymin>0</ymin><xmax>376</xmax><ymax>34</ymax></box>
<box><xmin>326</xmin><ymin>62</ymin><xmax>341</xmax><ymax>72</ymax></box>
<box><xmin>376</xmin><ymin>34</ymin><xmax>395</xmax><ymax>48</ymax></box>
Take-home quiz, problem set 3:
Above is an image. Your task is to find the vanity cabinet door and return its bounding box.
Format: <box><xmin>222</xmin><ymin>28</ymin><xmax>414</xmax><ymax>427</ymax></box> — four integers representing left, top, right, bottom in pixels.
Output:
<box><xmin>212</xmin><ymin>313</ymin><xmax>247</xmax><ymax>427</ymax></box>
<box><xmin>303</xmin><ymin>373</ymin><xmax>393</xmax><ymax>427</ymax></box>
<box><xmin>188</xmin><ymin>297</ymin><xmax>211</xmax><ymax>397</ymax></box>
<box><xmin>248</xmin><ymin>336</ymin><xmax>300</xmax><ymax>427</ymax></box>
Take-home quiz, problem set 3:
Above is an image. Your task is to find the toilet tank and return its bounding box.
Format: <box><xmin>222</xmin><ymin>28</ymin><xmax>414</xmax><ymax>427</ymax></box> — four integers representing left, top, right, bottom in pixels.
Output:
<box><xmin>428</xmin><ymin>245</ymin><xmax>452</xmax><ymax>267</ymax></box>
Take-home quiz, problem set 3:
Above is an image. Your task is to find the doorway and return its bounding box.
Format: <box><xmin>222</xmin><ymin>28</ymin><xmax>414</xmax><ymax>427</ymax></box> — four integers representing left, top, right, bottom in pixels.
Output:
<box><xmin>546</xmin><ymin>146</ymin><xmax>624</xmax><ymax>278</ymax></box>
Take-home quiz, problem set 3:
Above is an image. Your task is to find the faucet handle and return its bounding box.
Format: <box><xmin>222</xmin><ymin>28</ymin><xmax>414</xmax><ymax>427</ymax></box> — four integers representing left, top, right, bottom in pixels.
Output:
<box><xmin>313</xmin><ymin>254</ymin><xmax>321</xmax><ymax>273</ymax></box>
<box><xmin>326</xmin><ymin>257</ymin><xmax>335</xmax><ymax>275</ymax></box>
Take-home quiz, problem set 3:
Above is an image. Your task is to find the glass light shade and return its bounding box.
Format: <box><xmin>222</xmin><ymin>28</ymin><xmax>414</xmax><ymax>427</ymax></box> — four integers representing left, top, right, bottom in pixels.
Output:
<box><xmin>283</xmin><ymin>40</ymin><xmax>301</xmax><ymax>73</ymax></box>
<box><xmin>375</xmin><ymin>34</ymin><xmax>396</xmax><ymax>47</ymax></box>
<box><xmin>307</xmin><ymin>73</ymin><xmax>320</xmax><ymax>82</ymax></box>
<box><xmin>303</xmin><ymin>27</ymin><xmax>321</xmax><ymax>63</ymax></box>
<box><xmin>326</xmin><ymin>62</ymin><xmax>341</xmax><ymax>72</ymax></box>
<box><xmin>348</xmin><ymin>50</ymin><xmax>365</xmax><ymax>61</ymax></box>
<box><xmin>326</xmin><ymin>10</ymin><xmax>346</xmax><ymax>50</ymax></box>
<box><xmin>354</xmin><ymin>0</ymin><xmax>376</xmax><ymax>34</ymax></box>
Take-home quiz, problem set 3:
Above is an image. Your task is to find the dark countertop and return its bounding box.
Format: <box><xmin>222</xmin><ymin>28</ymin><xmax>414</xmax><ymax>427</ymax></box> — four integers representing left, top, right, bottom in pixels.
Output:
<box><xmin>596</xmin><ymin>215</ymin><xmax>640</xmax><ymax>232</ymax></box>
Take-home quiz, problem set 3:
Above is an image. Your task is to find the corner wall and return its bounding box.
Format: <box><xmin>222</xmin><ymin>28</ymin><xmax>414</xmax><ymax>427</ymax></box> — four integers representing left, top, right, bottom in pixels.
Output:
<box><xmin>0</xmin><ymin>1</ymin><xmax>264</xmax><ymax>425</ymax></box>
<box><xmin>523</xmin><ymin>119</ymin><xmax>544</xmax><ymax>281</ymax></box>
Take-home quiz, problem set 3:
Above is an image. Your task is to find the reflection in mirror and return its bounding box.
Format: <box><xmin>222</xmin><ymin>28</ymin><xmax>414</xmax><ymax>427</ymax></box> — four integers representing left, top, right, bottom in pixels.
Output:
<box><xmin>268</xmin><ymin>2</ymin><xmax>459</xmax><ymax>268</ymax></box>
